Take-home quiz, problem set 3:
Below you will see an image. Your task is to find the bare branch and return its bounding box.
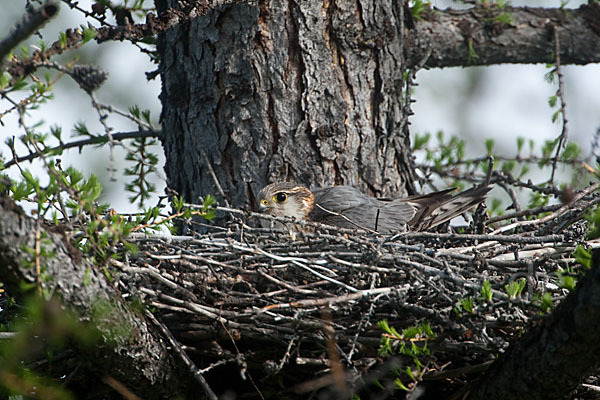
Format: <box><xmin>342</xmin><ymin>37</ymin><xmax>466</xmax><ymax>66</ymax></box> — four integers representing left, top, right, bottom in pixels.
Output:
<box><xmin>2</xmin><ymin>130</ymin><xmax>161</xmax><ymax>168</ymax></box>
<box><xmin>0</xmin><ymin>2</ymin><xmax>59</xmax><ymax>67</ymax></box>
<box><xmin>408</xmin><ymin>4</ymin><xmax>600</xmax><ymax>68</ymax></box>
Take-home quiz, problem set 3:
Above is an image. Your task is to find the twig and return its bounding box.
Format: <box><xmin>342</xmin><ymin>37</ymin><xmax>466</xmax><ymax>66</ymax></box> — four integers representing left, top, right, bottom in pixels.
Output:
<box><xmin>202</xmin><ymin>151</ymin><xmax>230</xmax><ymax>207</ymax></box>
<box><xmin>490</xmin><ymin>183</ymin><xmax>599</xmax><ymax>235</ymax></box>
<box><xmin>145</xmin><ymin>311</ymin><xmax>218</xmax><ymax>400</ymax></box>
<box><xmin>0</xmin><ymin>2</ymin><xmax>59</xmax><ymax>66</ymax></box>
<box><xmin>2</xmin><ymin>130</ymin><xmax>160</xmax><ymax>168</ymax></box>
<box><xmin>487</xmin><ymin>204</ymin><xmax>563</xmax><ymax>224</ymax></box>
<box><xmin>549</xmin><ymin>24</ymin><xmax>569</xmax><ymax>185</ymax></box>
<box><xmin>218</xmin><ymin>315</ymin><xmax>266</xmax><ymax>400</ymax></box>
<box><xmin>102</xmin><ymin>376</ymin><xmax>142</xmax><ymax>400</ymax></box>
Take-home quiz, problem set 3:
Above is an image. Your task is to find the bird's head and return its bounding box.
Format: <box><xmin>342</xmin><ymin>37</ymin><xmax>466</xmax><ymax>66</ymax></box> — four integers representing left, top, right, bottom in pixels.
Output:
<box><xmin>257</xmin><ymin>182</ymin><xmax>315</xmax><ymax>220</ymax></box>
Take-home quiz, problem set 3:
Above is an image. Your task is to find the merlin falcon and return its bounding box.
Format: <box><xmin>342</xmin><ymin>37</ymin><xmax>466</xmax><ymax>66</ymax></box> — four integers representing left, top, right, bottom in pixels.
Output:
<box><xmin>257</xmin><ymin>182</ymin><xmax>491</xmax><ymax>233</ymax></box>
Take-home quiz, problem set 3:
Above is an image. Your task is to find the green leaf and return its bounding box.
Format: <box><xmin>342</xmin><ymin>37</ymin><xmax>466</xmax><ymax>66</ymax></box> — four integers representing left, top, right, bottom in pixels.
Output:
<box><xmin>412</xmin><ymin>133</ymin><xmax>430</xmax><ymax>150</ymax></box>
<box><xmin>494</xmin><ymin>12</ymin><xmax>513</xmax><ymax>24</ymax></box>
<box><xmin>73</xmin><ymin>121</ymin><xmax>92</xmax><ymax>137</ymax></box>
<box><xmin>505</xmin><ymin>278</ymin><xmax>527</xmax><ymax>299</ymax></box>
<box><xmin>552</xmin><ymin>109</ymin><xmax>561</xmax><ymax>123</ymax></box>
<box><xmin>378</xmin><ymin>319</ymin><xmax>392</xmax><ymax>335</ymax></box>
<box><xmin>394</xmin><ymin>378</ymin><xmax>410</xmax><ymax>391</ymax></box>
<box><xmin>82</xmin><ymin>27</ymin><xmax>97</xmax><ymax>44</ymax></box>
<box><xmin>59</xmin><ymin>31</ymin><xmax>67</xmax><ymax>48</ymax></box>
<box><xmin>480</xmin><ymin>280</ymin><xmax>493</xmax><ymax>302</ymax></box>
<box><xmin>516</xmin><ymin>137</ymin><xmax>524</xmax><ymax>153</ymax></box>
<box><xmin>561</xmin><ymin>142</ymin><xmax>580</xmax><ymax>161</ymax></box>
<box><xmin>556</xmin><ymin>269</ymin><xmax>576</xmax><ymax>291</ymax></box>
<box><xmin>458</xmin><ymin>297</ymin><xmax>475</xmax><ymax>313</ymax></box>
<box><xmin>534</xmin><ymin>292</ymin><xmax>554</xmax><ymax>313</ymax></box>
<box><xmin>501</xmin><ymin>160</ymin><xmax>515</xmax><ymax>173</ymax></box>
<box><xmin>83</xmin><ymin>267</ymin><xmax>91</xmax><ymax>286</ymax></box>
<box><xmin>485</xmin><ymin>139</ymin><xmax>494</xmax><ymax>155</ymax></box>
<box><xmin>586</xmin><ymin>206</ymin><xmax>600</xmax><ymax>240</ymax></box>
<box><xmin>573</xmin><ymin>245</ymin><xmax>591</xmax><ymax>268</ymax></box>
<box><xmin>0</xmin><ymin>71</ymin><xmax>10</xmax><ymax>89</ymax></box>
<box><xmin>12</xmin><ymin>78</ymin><xmax>28</xmax><ymax>91</ymax></box>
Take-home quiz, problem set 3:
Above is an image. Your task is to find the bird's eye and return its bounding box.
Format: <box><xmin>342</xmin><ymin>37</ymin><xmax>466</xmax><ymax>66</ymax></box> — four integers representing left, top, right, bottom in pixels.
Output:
<box><xmin>260</xmin><ymin>199</ymin><xmax>268</xmax><ymax>206</ymax></box>
<box><xmin>274</xmin><ymin>192</ymin><xmax>287</xmax><ymax>203</ymax></box>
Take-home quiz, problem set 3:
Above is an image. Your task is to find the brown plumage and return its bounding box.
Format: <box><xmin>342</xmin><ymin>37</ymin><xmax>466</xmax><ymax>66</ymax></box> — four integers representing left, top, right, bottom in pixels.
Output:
<box><xmin>257</xmin><ymin>182</ymin><xmax>491</xmax><ymax>233</ymax></box>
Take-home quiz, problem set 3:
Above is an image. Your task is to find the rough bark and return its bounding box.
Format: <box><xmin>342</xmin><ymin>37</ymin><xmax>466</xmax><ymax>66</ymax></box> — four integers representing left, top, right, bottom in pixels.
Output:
<box><xmin>157</xmin><ymin>0</ymin><xmax>416</xmax><ymax>216</ymax></box>
<box><xmin>157</xmin><ymin>1</ymin><xmax>600</xmax><ymax>215</ymax></box>
<box><xmin>407</xmin><ymin>3</ymin><xmax>600</xmax><ymax>68</ymax></box>
<box><xmin>467</xmin><ymin>250</ymin><xmax>600</xmax><ymax>400</ymax></box>
<box><xmin>0</xmin><ymin>195</ymin><xmax>188</xmax><ymax>399</ymax></box>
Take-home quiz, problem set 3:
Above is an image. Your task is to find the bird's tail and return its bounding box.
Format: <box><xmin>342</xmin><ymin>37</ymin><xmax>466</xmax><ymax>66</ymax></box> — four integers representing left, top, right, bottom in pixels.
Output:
<box><xmin>407</xmin><ymin>185</ymin><xmax>492</xmax><ymax>231</ymax></box>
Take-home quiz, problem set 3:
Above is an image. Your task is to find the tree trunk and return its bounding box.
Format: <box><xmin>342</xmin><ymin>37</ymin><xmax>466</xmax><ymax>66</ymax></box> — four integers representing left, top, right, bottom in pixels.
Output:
<box><xmin>157</xmin><ymin>0</ymin><xmax>416</xmax><ymax>214</ymax></box>
<box><xmin>467</xmin><ymin>249</ymin><xmax>600</xmax><ymax>400</ymax></box>
<box><xmin>156</xmin><ymin>0</ymin><xmax>600</xmax><ymax>213</ymax></box>
<box><xmin>0</xmin><ymin>194</ymin><xmax>193</xmax><ymax>399</ymax></box>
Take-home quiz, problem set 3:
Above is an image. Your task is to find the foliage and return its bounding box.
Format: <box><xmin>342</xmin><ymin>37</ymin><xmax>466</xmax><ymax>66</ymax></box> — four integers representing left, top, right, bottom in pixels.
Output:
<box><xmin>480</xmin><ymin>280</ymin><xmax>493</xmax><ymax>302</ymax></box>
<box><xmin>505</xmin><ymin>278</ymin><xmax>527</xmax><ymax>300</ymax></box>
<box><xmin>0</xmin><ymin>298</ymin><xmax>101</xmax><ymax>399</ymax></box>
<box><xmin>409</xmin><ymin>0</ymin><xmax>433</xmax><ymax>20</ymax></box>
<box><xmin>378</xmin><ymin>319</ymin><xmax>434</xmax><ymax>392</ymax></box>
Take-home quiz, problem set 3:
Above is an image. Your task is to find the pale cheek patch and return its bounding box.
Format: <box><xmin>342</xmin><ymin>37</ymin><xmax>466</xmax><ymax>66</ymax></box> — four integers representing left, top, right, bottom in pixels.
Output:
<box><xmin>301</xmin><ymin>198</ymin><xmax>311</xmax><ymax>210</ymax></box>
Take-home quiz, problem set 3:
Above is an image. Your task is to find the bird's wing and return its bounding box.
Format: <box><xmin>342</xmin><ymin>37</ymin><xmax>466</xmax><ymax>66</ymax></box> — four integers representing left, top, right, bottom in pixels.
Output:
<box><xmin>410</xmin><ymin>185</ymin><xmax>492</xmax><ymax>230</ymax></box>
<box><xmin>310</xmin><ymin>186</ymin><xmax>416</xmax><ymax>232</ymax></box>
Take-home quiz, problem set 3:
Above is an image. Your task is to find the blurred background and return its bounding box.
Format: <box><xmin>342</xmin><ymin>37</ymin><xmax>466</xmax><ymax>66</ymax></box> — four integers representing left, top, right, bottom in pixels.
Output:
<box><xmin>1</xmin><ymin>0</ymin><xmax>598</xmax><ymax>212</ymax></box>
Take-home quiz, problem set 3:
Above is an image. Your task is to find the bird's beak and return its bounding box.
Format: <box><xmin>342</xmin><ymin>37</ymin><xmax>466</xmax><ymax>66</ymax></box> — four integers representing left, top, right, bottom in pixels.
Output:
<box><xmin>258</xmin><ymin>203</ymin><xmax>268</xmax><ymax>212</ymax></box>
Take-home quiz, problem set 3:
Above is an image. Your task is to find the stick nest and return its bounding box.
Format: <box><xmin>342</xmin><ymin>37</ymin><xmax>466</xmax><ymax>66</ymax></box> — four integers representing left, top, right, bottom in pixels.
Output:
<box><xmin>113</xmin><ymin>183</ymin><xmax>600</xmax><ymax>397</ymax></box>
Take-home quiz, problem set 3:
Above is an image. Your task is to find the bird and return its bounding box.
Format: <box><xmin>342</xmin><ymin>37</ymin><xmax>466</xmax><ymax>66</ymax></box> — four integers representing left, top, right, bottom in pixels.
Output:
<box><xmin>257</xmin><ymin>182</ymin><xmax>491</xmax><ymax>233</ymax></box>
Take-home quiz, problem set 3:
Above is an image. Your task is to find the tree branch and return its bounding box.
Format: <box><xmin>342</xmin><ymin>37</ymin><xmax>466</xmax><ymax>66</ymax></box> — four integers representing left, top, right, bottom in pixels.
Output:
<box><xmin>6</xmin><ymin>2</ymin><xmax>600</xmax><ymax>83</ymax></box>
<box><xmin>467</xmin><ymin>249</ymin><xmax>600</xmax><ymax>400</ymax></box>
<box><xmin>0</xmin><ymin>194</ymin><xmax>209</xmax><ymax>399</ymax></box>
<box><xmin>2</xmin><ymin>130</ymin><xmax>161</xmax><ymax>169</ymax></box>
<box><xmin>407</xmin><ymin>3</ymin><xmax>600</xmax><ymax>68</ymax></box>
<box><xmin>0</xmin><ymin>2</ymin><xmax>59</xmax><ymax>67</ymax></box>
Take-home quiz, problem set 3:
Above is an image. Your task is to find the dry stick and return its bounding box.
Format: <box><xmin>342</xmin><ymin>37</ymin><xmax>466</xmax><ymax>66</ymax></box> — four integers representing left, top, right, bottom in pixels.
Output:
<box><xmin>201</xmin><ymin>151</ymin><xmax>230</xmax><ymax>207</ymax></box>
<box><xmin>398</xmin><ymin>232</ymin><xmax>564</xmax><ymax>244</ymax></box>
<box><xmin>217</xmin><ymin>316</ymin><xmax>266</xmax><ymax>400</ymax></box>
<box><xmin>34</xmin><ymin>220</ymin><xmax>42</xmax><ymax>296</ymax></box>
<box><xmin>497</xmin><ymin>181</ymin><xmax>522</xmax><ymax>213</ymax></box>
<box><xmin>320</xmin><ymin>307</ymin><xmax>348</xmax><ymax>394</ymax></box>
<box><xmin>416</xmin><ymin>154</ymin><xmax>583</xmax><ymax>170</ymax></box>
<box><xmin>347</xmin><ymin>274</ymin><xmax>381</xmax><ymax>364</ymax></box>
<box><xmin>277</xmin><ymin>334</ymin><xmax>297</xmax><ymax>371</ymax></box>
<box><xmin>490</xmin><ymin>183</ymin><xmax>600</xmax><ymax>235</ymax></box>
<box><xmin>102</xmin><ymin>376</ymin><xmax>142</xmax><ymax>400</ymax></box>
<box><xmin>252</xmin><ymin>246</ymin><xmax>360</xmax><ymax>293</ymax></box>
<box><xmin>261</xmin><ymin>287</ymin><xmax>395</xmax><ymax>310</ymax></box>
<box><xmin>256</xmin><ymin>269</ymin><xmax>320</xmax><ymax>295</ymax></box>
<box><xmin>144</xmin><ymin>311</ymin><xmax>218</xmax><ymax>400</ymax></box>
<box><xmin>487</xmin><ymin>204</ymin><xmax>563</xmax><ymax>224</ymax></box>
<box><xmin>549</xmin><ymin>24</ymin><xmax>569</xmax><ymax>185</ymax></box>
<box><xmin>423</xmin><ymin>360</ymin><xmax>493</xmax><ymax>381</ymax></box>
